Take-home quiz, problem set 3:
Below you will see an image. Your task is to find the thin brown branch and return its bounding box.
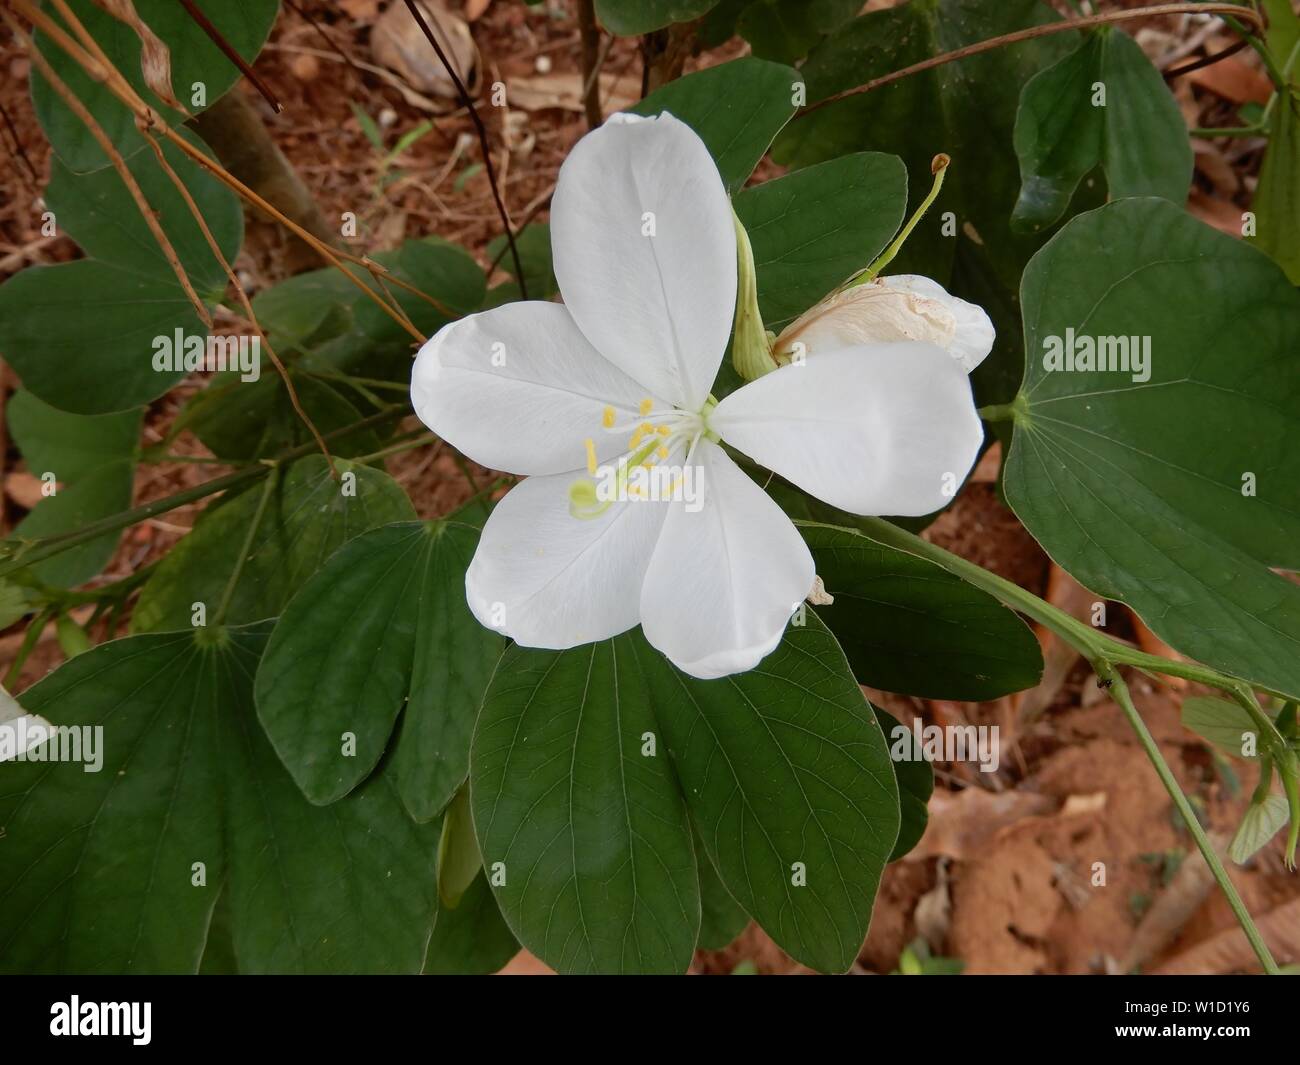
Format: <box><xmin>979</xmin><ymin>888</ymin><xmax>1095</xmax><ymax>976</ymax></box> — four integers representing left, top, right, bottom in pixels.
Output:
<box><xmin>10</xmin><ymin>13</ymin><xmax>212</xmax><ymax>327</ymax></box>
<box><xmin>0</xmin><ymin>99</ymin><xmax>39</xmax><ymax>187</ymax></box>
<box><xmin>576</xmin><ymin>0</ymin><xmax>603</xmax><ymax>130</ymax></box>
<box><xmin>175</xmin><ymin>0</ymin><xmax>281</xmax><ymax>113</ymax></box>
<box><xmin>138</xmin><ymin>128</ymin><xmax>339</xmax><ymax>478</ymax></box>
<box><xmin>1164</xmin><ymin>37</ymin><xmax>1250</xmax><ymax>79</ymax></box>
<box><xmin>11</xmin><ymin>0</ymin><xmax>426</xmax><ymax>342</ymax></box>
<box><xmin>400</xmin><ymin>0</ymin><xmax>527</xmax><ymax>298</ymax></box>
<box><xmin>800</xmin><ymin>3</ymin><xmax>1265</xmax><ymax>115</ymax></box>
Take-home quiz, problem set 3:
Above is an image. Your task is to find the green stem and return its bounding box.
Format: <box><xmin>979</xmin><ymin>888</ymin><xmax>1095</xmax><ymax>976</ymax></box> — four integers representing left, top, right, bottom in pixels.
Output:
<box><xmin>212</xmin><ymin>465</ymin><xmax>278</xmax><ymax>628</ymax></box>
<box><xmin>853</xmin><ymin>154</ymin><xmax>950</xmax><ymax>284</ymax></box>
<box><xmin>4</xmin><ymin>609</ymin><xmax>51</xmax><ymax>689</ymax></box>
<box><xmin>352</xmin><ymin>432</ymin><xmax>438</xmax><ymax>465</ymax></box>
<box><xmin>816</xmin><ymin>515</ymin><xmax>1287</xmax><ymax>972</ymax></box>
<box><xmin>0</xmin><ymin>407</ymin><xmax>405</xmax><ymax>581</ymax></box>
<box><xmin>1097</xmin><ymin>661</ymin><xmax>1279</xmax><ymax>974</ymax></box>
<box><xmin>1189</xmin><ymin>124</ymin><xmax>1267</xmax><ymax>137</ymax></box>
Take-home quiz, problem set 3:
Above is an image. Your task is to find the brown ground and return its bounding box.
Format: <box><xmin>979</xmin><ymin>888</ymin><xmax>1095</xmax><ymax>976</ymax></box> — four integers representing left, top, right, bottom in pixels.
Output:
<box><xmin>1</xmin><ymin>1</ymin><xmax>1294</xmax><ymax>975</ymax></box>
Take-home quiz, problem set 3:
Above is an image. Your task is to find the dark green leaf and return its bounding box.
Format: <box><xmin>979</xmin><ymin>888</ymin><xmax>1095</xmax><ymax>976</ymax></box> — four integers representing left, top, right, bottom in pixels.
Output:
<box><xmin>875</xmin><ymin>705</ymin><xmax>933</xmax><ymax>861</ymax></box>
<box><xmin>423</xmin><ymin>873</ymin><xmax>519</xmax><ymax>974</ymax></box>
<box><xmin>634</xmin><ymin>612</ymin><xmax>899</xmax><ymax>973</ymax></box>
<box><xmin>633</xmin><ymin>58</ymin><xmax>800</xmax><ymax>193</ymax></box>
<box><xmin>133</xmin><ymin>456</ymin><xmax>415</xmax><ymax>632</ymax></box>
<box><xmin>32</xmin><ymin>0</ymin><xmax>280</xmax><ymax>173</ymax></box>
<box><xmin>734</xmin><ymin>152</ymin><xmax>907</xmax><ymax>330</ymax></box>
<box><xmin>1006</xmin><ymin>198</ymin><xmax>1300</xmax><ymax>699</ymax></box>
<box><xmin>595</xmin><ymin>0</ymin><xmax>721</xmax><ymax>36</ymax></box>
<box><xmin>255</xmin><ymin>521</ymin><xmax>504</xmax><ymax>818</ymax></box>
<box><xmin>353</xmin><ymin>237</ymin><xmax>485</xmax><ymax>343</ymax></box>
<box><xmin>8</xmin><ymin>390</ymin><xmax>141</xmax><ymax>586</ymax></box>
<box><xmin>799</xmin><ymin>522</ymin><xmax>1041</xmax><ymax>699</ymax></box>
<box><xmin>472</xmin><ymin>633</ymin><xmax>700</xmax><ymax>974</ymax></box>
<box><xmin>1012</xmin><ymin>28</ymin><xmax>1191</xmax><ymax>233</ymax></box>
<box><xmin>0</xmin><ymin>259</ymin><xmax>202</xmax><ymax>414</ymax></box>
<box><xmin>44</xmin><ymin>127</ymin><xmax>242</xmax><ymax>295</ymax></box>
<box><xmin>774</xmin><ymin>0</ymin><xmax>1090</xmax><ymax>406</ymax></box>
<box><xmin>738</xmin><ymin>0</ymin><xmax>865</xmax><ymax>65</ymax></box>
<box><xmin>695</xmin><ymin>827</ymin><xmax>750</xmax><ymax>950</ymax></box>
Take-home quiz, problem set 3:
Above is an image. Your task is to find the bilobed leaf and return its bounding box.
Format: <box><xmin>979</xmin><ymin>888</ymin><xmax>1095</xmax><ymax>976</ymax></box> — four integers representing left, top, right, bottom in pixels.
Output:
<box><xmin>799</xmin><ymin>522</ymin><xmax>1042</xmax><ymax>700</ymax></box>
<box><xmin>634</xmin><ymin>613</ymin><xmax>899</xmax><ymax>973</ymax></box>
<box><xmin>472</xmin><ymin>633</ymin><xmax>700</xmax><ymax>974</ymax></box>
<box><xmin>8</xmin><ymin>390</ymin><xmax>141</xmax><ymax>586</ymax></box>
<box><xmin>0</xmin><ymin>624</ymin><xmax>443</xmax><ymax>975</ymax></box>
<box><xmin>219</xmin><ymin>687</ymin><xmax>441</xmax><ymax>974</ymax></box>
<box><xmin>595</xmin><ymin>0</ymin><xmax>721</xmax><ymax>36</ymax></box>
<box><xmin>1006</xmin><ymin>198</ymin><xmax>1300</xmax><ymax>699</ymax></box>
<box><xmin>32</xmin><ymin>0</ymin><xmax>280</xmax><ymax>173</ymax></box>
<box><xmin>255</xmin><ymin>521</ymin><xmax>504</xmax><ymax>819</ymax></box>
<box><xmin>733</xmin><ymin>152</ymin><xmax>908</xmax><ymax>330</ymax></box>
<box><xmin>1012</xmin><ymin>28</ymin><xmax>1192</xmax><ymax>233</ymax></box>
<box><xmin>633</xmin><ymin>58</ymin><xmax>799</xmax><ymax>193</ymax></box>
<box><xmin>132</xmin><ymin>456</ymin><xmax>416</xmax><ymax>633</ymax></box>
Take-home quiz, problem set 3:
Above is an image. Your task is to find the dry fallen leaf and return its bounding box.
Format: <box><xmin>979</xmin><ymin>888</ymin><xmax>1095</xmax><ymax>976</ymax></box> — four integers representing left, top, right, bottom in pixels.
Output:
<box><xmin>507</xmin><ymin>72</ymin><xmax>640</xmax><ymax>115</ymax></box>
<box><xmin>371</xmin><ymin>0</ymin><xmax>480</xmax><ymax>101</ymax></box>
<box><xmin>1187</xmin><ymin>57</ymin><xmax>1275</xmax><ymax>106</ymax></box>
<box><xmin>91</xmin><ymin>0</ymin><xmax>184</xmax><ymax>112</ymax></box>
<box><xmin>5</xmin><ymin>470</ymin><xmax>46</xmax><ymax>510</ymax></box>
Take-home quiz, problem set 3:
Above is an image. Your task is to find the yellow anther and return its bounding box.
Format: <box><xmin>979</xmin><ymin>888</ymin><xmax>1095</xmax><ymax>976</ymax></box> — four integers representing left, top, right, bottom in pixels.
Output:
<box><xmin>628</xmin><ymin>426</ymin><xmax>646</xmax><ymax>449</ymax></box>
<box><xmin>656</xmin><ymin>425</ymin><xmax>670</xmax><ymax>435</ymax></box>
<box><xmin>657</xmin><ymin>446</ymin><xmax>669</xmax><ymax>460</ymax></box>
<box><xmin>602</xmin><ymin>406</ymin><xmax>615</xmax><ymax>428</ymax></box>
<box><xmin>584</xmin><ymin>437</ymin><xmax>597</xmax><ymax>475</ymax></box>
<box><xmin>639</xmin><ymin>398</ymin><xmax>653</xmax><ymax>415</ymax></box>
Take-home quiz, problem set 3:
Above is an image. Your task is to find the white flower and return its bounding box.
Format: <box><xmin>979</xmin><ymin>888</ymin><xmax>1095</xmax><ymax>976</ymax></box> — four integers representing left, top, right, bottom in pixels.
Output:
<box><xmin>774</xmin><ymin>274</ymin><xmax>996</xmax><ymax>373</ymax></box>
<box><xmin>411</xmin><ymin>112</ymin><xmax>984</xmax><ymax>679</ymax></box>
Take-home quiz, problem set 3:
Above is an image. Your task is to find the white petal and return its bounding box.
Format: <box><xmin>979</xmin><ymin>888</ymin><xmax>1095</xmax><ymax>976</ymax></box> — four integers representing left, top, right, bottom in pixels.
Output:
<box><xmin>877</xmin><ymin>275</ymin><xmax>995</xmax><ymax>372</ymax></box>
<box><xmin>550</xmin><ymin>111</ymin><xmax>736</xmax><ymax>410</ymax></box>
<box><xmin>411</xmin><ymin>301</ymin><xmax>662</xmax><ymax>476</ymax></box>
<box><xmin>466</xmin><ymin>469</ymin><xmax>668</xmax><ymax>648</ymax></box>
<box><xmin>774</xmin><ymin>274</ymin><xmax>995</xmax><ymax>373</ymax></box>
<box><xmin>639</xmin><ymin>441</ymin><xmax>813</xmax><ymax>680</ymax></box>
<box><xmin>711</xmin><ymin>342</ymin><xmax>983</xmax><ymax>517</ymax></box>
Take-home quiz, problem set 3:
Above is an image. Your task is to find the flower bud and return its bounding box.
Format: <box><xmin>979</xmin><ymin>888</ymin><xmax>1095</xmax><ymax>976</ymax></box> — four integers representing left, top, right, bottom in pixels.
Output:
<box><xmin>730</xmin><ymin>208</ymin><xmax>778</xmax><ymax>382</ymax></box>
<box><xmin>773</xmin><ymin>275</ymin><xmax>995</xmax><ymax>373</ymax></box>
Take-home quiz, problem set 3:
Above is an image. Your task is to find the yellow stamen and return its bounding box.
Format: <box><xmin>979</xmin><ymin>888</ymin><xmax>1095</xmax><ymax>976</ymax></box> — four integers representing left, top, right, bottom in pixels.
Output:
<box><xmin>657</xmin><ymin>446</ymin><xmax>669</xmax><ymax>460</ymax></box>
<box><xmin>601</xmin><ymin>406</ymin><xmax>615</xmax><ymax>428</ymax></box>
<box><xmin>656</xmin><ymin>425</ymin><xmax>670</xmax><ymax>435</ymax></box>
<box><xmin>639</xmin><ymin>398</ymin><xmax>653</xmax><ymax>415</ymax></box>
<box><xmin>584</xmin><ymin>437</ymin><xmax>597</xmax><ymax>475</ymax></box>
